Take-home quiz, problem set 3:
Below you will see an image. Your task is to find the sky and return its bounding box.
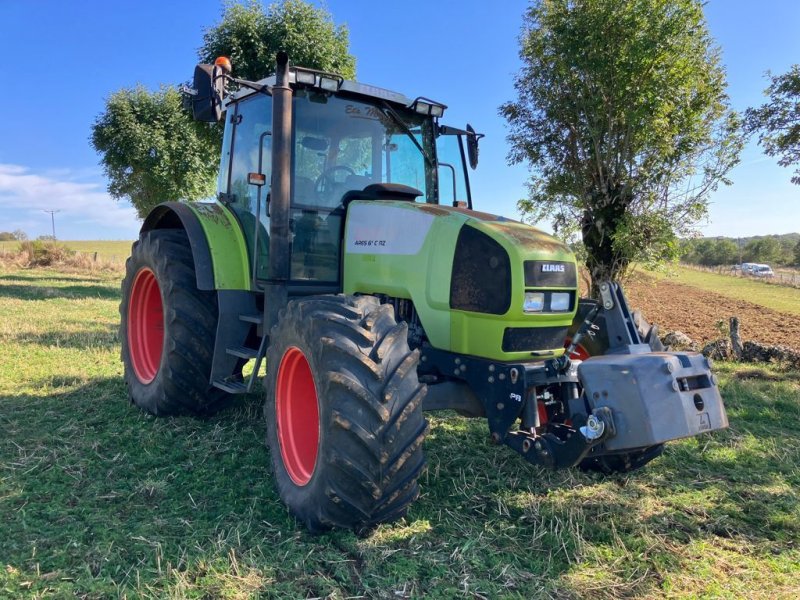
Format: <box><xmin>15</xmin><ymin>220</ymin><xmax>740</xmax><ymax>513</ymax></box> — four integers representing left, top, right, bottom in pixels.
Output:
<box><xmin>0</xmin><ymin>0</ymin><xmax>797</xmax><ymax>240</ymax></box>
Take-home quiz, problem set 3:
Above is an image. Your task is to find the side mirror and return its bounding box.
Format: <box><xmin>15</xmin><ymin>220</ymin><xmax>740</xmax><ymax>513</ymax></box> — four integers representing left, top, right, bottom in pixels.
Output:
<box><xmin>466</xmin><ymin>124</ymin><xmax>481</xmax><ymax>170</ymax></box>
<box><xmin>190</xmin><ymin>63</ymin><xmax>226</xmax><ymax>122</ymax></box>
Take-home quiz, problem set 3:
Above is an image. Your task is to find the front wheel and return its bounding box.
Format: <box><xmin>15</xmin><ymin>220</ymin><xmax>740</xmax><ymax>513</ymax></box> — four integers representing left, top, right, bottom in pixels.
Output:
<box><xmin>264</xmin><ymin>295</ymin><xmax>428</xmax><ymax>532</ymax></box>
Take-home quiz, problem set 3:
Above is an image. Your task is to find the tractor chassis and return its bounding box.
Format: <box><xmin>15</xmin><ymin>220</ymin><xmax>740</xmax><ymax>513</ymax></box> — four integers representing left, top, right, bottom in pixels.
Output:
<box><xmin>419</xmin><ymin>346</ymin><xmax>613</xmax><ymax>469</ymax></box>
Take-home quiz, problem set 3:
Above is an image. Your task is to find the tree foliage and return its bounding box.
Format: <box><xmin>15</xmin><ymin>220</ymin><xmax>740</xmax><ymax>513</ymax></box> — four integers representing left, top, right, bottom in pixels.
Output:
<box><xmin>91</xmin><ymin>87</ymin><xmax>220</xmax><ymax>219</ymax></box>
<box><xmin>91</xmin><ymin>0</ymin><xmax>356</xmax><ymax>218</ymax></box>
<box><xmin>745</xmin><ymin>65</ymin><xmax>800</xmax><ymax>185</ymax></box>
<box><xmin>501</xmin><ymin>0</ymin><xmax>742</xmax><ymax>293</ymax></box>
<box><xmin>200</xmin><ymin>0</ymin><xmax>355</xmax><ymax>81</ymax></box>
<box><xmin>680</xmin><ymin>234</ymin><xmax>798</xmax><ymax>267</ymax></box>
<box><xmin>0</xmin><ymin>230</ymin><xmax>29</xmax><ymax>241</ymax></box>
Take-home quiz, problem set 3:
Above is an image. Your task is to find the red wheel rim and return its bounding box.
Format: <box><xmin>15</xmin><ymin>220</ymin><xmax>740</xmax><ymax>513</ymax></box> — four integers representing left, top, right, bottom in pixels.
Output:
<box><xmin>565</xmin><ymin>338</ymin><xmax>591</xmax><ymax>361</ymax></box>
<box><xmin>127</xmin><ymin>268</ymin><xmax>164</xmax><ymax>384</ymax></box>
<box><xmin>276</xmin><ymin>347</ymin><xmax>320</xmax><ymax>486</ymax></box>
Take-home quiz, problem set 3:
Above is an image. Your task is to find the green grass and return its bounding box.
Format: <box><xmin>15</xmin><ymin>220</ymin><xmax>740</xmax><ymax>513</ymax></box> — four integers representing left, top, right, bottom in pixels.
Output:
<box><xmin>660</xmin><ymin>266</ymin><xmax>800</xmax><ymax>315</ymax></box>
<box><xmin>2</xmin><ymin>267</ymin><xmax>800</xmax><ymax>598</ymax></box>
<box><xmin>0</xmin><ymin>240</ymin><xmax>132</xmax><ymax>263</ymax></box>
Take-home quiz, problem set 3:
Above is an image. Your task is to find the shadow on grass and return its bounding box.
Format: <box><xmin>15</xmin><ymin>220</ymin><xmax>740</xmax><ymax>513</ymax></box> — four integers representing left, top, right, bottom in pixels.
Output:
<box><xmin>1</xmin><ymin>374</ymin><xmax>798</xmax><ymax>598</ymax></box>
<box><xmin>0</xmin><ymin>283</ymin><xmax>120</xmax><ymax>301</ymax></box>
<box><xmin>0</xmin><ymin>273</ymin><xmax>108</xmax><ymax>284</ymax></box>
<box><xmin>11</xmin><ymin>324</ymin><xmax>120</xmax><ymax>350</ymax></box>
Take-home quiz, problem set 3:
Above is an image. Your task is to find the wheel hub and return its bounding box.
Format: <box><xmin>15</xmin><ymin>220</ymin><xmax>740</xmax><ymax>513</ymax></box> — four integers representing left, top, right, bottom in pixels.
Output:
<box><xmin>276</xmin><ymin>347</ymin><xmax>320</xmax><ymax>486</ymax></box>
<box><xmin>128</xmin><ymin>267</ymin><xmax>164</xmax><ymax>384</ymax></box>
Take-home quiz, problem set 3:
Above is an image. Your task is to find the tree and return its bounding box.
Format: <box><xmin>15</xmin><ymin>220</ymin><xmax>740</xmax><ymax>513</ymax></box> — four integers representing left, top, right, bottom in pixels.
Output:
<box><xmin>794</xmin><ymin>240</ymin><xmax>800</xmax><ymax>266</ymax></box>
<box><xmin>200</xmin><ymin>0</ymin><xmax>355</xmax><ymax>81</ymax></box>
<box><xmin>12</xmin><ymin>229</ymin><xmax>28</xmax><ymax>241</ymax></box>
<box><xmin>91</xmin><ymin>87</ymin><xmax>220</xmax><ymax>219</ymax></box>
<box><xmin>501</xmin><ymin>0</ymin><xmax>742</xmax><ymax>294</ymax></box>
<box><xmin>743</xmin><ymin>237</ymin><xmax>782</xmax><ymax>264</ymax></box>
<box><xmin>745</xmin><ymin>65</ymin><xmax>800</xmax><ymax>185</ymax></box>
<box><xmin>91</xmin><ymin>0</ymin><xmax>356</xmax><ymax>218</ymax></box>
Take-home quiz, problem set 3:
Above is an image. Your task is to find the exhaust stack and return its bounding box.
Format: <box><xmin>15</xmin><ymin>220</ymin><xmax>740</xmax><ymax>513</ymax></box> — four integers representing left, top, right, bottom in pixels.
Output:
<box><xmin>265</xmin><ymin>51</ymin><xmax>292</xmax><ymax>334</ymax></box>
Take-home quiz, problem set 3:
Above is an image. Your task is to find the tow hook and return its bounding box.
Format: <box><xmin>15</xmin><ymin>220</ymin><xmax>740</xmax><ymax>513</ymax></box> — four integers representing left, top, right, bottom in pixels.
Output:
<box><xmin>582</xmin><ymin>407</ymin><xmax>616</xmax><ymax>441</ymax></box>
<box><xmin>504</xmin><ymin>407</ymin><xmax>616</xmax><ymax>469</ymax></box>
<box><xmin>580</xmin><ymin>414</ymin><xmax>605</xmax><ymax>440</ymax></box>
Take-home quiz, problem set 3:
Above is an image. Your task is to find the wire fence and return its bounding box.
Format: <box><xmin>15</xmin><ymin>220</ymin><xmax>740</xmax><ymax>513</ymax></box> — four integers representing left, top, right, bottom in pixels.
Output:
<box><xmin>681</xmin><ymin>263</ymin><xmax>800</xmax><ymax>288</ymax></box>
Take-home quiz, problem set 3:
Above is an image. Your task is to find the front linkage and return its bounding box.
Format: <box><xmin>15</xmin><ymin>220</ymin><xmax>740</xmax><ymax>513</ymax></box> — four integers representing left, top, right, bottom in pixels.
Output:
<box><xmin>419</xmin><ymin>282</ymin><xmax>728</xmax><ymax>470</ymax></box>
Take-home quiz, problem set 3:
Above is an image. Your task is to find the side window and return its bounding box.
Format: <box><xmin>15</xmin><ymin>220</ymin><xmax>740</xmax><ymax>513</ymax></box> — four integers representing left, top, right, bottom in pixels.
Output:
<box><xmin>382</xmin><ymin>133</ymin><xmax>428</xmax><ymax>201</ymax></box>
<box><xmin>228</xmin><ymin>94</ymin><xmax>273</xmax><ymax>279</ymax></box>
<box><xmin>229</xmin><ymin>95</ymin><xmax>272</xmax><ymax>210</ymax></box>
<box><xmin>436</xmin><ymin>134</ymin><xmax>468</xmax><ymax>207</ymax></box>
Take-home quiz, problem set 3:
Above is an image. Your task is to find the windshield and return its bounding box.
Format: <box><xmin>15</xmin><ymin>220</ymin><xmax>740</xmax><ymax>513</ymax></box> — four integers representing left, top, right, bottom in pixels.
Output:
<box><xmin>292</xmin><ymin>90</ymin><xmax>436</xmax><ymax>208</ymax></box>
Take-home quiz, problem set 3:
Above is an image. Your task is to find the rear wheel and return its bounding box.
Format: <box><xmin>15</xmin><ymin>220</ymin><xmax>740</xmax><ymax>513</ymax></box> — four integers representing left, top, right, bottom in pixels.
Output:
<box><xmin>120</xmin><ymin>229</ymin><xmax>227</xmax><ymax>415</ymax></box>
<box><xmin>264</xmin><ymin>295</ymin><xmax>428</xmax><ymax>532</ymax></box>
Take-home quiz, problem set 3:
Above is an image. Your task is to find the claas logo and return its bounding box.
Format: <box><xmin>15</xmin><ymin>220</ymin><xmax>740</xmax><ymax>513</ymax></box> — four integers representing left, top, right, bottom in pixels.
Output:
<box><xmin>541</xmin><ymin>264</ymin><xmax>565</xmax><ymax>273</ymax></box>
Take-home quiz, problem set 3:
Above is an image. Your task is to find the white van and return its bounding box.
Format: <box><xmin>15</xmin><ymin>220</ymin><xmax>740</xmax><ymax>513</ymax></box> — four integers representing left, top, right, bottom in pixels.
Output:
<box><xmin>752</xmin><ymin>264</ymin><xmax>775</xmax><ymax>277</ymax></box>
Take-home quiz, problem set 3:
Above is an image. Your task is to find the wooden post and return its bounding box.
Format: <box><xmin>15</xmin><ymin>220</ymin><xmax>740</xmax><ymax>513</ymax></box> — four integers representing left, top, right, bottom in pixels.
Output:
<box><xmin>730</xmin><ymin>316</ymin><xmax>743</xmax><ymax>361</ymax></box>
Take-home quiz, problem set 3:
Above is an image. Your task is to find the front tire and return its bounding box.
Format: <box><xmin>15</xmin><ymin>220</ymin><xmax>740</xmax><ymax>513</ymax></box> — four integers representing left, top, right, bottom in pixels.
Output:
<box><xmin>120</xmin><ymin>229</ymin><xmax>227</xmax><ymax>416</ymax></box>
<box><xmin>264</xmin><ymin>295</ymin><xmax>428</xmax><ymax>532</ymax></box>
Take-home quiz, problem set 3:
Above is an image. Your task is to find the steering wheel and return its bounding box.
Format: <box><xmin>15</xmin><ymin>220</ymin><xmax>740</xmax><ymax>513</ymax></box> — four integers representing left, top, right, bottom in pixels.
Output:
<box><xmin>314</xmin><ymin>165</ymin><xmax>355</xmax><ymax>202</ymax></box>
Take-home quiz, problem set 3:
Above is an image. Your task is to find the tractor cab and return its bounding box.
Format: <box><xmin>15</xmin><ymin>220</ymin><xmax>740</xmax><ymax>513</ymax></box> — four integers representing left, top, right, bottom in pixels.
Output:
<box><xmin>208</xmin><ymin>62</ymin><xmax>477</xmax><ymax>289</ymax></box>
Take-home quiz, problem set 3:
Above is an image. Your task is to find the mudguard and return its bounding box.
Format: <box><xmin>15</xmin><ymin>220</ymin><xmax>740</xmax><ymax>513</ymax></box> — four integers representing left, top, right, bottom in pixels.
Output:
<box><xmin>141</xmin><ymin>201</ymin><xmax>251</xmax><ymax>291</ymax></box>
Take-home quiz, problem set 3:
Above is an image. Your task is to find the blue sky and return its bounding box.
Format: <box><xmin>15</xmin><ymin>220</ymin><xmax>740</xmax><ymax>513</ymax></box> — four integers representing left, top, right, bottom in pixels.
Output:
<box><xmin>0</xmin><ymin>0</ymin><xmax>797</xmax><ymax>240</ymax></box>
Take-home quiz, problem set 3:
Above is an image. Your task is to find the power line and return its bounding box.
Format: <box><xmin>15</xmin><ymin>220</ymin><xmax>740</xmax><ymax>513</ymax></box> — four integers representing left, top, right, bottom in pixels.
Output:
<box><xmin>42</xmin><ymin>209</ymin><xmax>60</xmax><ymax>240</ymax></box>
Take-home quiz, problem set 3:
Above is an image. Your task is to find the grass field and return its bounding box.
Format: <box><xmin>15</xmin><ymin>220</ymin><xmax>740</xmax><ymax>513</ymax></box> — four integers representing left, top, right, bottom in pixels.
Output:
<box><xmin>0</xmin><ymin>240</ymin><xmax>132</xmax><ymax>263</ymax></box>
<box><xmin>2</xmin><ymin>267</ymin><xmax>800</xmax><ymax>599</ymax></box>
<box><xmin>653</xmin><ymin>266</ymin><xmax>800</xmax><ymax>316</ymax></box>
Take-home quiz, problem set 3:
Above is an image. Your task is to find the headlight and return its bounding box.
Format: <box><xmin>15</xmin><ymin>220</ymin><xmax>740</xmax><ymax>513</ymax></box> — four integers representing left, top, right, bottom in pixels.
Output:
<box><xmin>550</xmin><ymin>292</ymin><xmax>571</xmax><ymax>311</ymax></box>
<box><xmin>523</xmin><ymin>292</ymin><xmax>545</xmax><ymax>313</ymax></box>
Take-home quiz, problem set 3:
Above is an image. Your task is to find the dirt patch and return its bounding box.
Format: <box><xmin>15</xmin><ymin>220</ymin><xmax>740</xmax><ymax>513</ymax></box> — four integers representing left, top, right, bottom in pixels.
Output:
<box><xmin>624</xmin><ymin>275</ymin><xmax>800</xmax><ymax>352</ymax></box>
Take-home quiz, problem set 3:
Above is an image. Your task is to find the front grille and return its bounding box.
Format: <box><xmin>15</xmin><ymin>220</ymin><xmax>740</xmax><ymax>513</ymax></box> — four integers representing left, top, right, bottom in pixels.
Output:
<box><xmin>524</xmin><ymin>261</ymin><xmax>577</xmax><ymax>288</ymax></box>
<box><xmin>450</xmin><ymin>225</ymin><xmax>511</xmax><ymax>315</ymax></box>
<box><xmin>502</xmin><ymin>326</ymin><xmax>569</xmax><ymax>353</ymax></box>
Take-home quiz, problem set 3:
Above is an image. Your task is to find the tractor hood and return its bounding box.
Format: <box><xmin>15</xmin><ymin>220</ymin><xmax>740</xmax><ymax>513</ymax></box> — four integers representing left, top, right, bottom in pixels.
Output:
<box><xmin>343</xmin><ymin>201</ymin><xmax>579</xmax><ymax>362</ymax></box>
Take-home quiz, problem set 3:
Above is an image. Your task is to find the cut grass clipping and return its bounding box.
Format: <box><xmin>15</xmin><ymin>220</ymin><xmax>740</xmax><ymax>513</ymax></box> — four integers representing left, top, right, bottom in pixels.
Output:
<box><xmin>1</xmin><ymin>267</ymin><xmax>799</xmax><ymax>598</ymax></box>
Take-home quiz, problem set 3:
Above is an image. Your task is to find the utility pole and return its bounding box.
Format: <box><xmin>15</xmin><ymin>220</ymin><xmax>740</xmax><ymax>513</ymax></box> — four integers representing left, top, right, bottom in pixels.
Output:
<box><xmin>42</xmin><ymin>209</ymin><xmax>60</xmax><ymax>240</ymax></box>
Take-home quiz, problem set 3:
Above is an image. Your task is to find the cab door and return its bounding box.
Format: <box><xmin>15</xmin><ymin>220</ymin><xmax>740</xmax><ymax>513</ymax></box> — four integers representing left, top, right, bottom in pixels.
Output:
<box><xmin>220</xmin><ymin>93</ymin><xmax>273</xmax><ymax>280</ymax></box>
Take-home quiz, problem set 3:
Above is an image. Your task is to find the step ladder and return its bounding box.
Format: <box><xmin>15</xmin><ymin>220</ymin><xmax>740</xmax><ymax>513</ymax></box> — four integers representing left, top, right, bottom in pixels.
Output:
<box><xmin>212</xmin><ymin>311</ymin><xmax>267</xmax><ymax>394</ymax></box>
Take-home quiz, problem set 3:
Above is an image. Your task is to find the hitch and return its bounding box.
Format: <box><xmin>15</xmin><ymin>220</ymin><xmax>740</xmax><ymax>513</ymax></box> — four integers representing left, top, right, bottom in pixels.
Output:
<box><xmin>504</xmin><ymin>407</ymin><xmax>616</xmax><ymax>469</ymax></box>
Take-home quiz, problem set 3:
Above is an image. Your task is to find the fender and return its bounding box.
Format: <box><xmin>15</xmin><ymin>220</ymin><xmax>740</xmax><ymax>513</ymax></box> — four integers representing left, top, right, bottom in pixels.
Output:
<box><xmin>141</xmin><ymin>201</ymin><xmax>251</xmax><ymax>291</ymax></box>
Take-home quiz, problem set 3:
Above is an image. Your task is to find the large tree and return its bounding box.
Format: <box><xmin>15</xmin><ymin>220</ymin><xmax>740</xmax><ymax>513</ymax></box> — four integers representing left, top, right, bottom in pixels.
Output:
<box><xmin>91</xmin><ymin>0</ymin><xmax>356</xmax><ymax>218</ymax></box>
<box><xmin>745</xmin><ymin>65</ymin><xmax>800</xmax><ymax>185</ymax></box>
<box><xmin>501</xmin><ymin>0</ymin><xmax>742</xmax><ymax>293</ymax></box>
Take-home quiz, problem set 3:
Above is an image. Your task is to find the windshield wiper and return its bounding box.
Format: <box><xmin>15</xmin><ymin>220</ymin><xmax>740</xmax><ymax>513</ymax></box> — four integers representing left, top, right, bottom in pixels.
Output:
<box><xmin>379</xmin><ymin>101</ymin><xmax>434</xmax><ymax>168</ymax></box>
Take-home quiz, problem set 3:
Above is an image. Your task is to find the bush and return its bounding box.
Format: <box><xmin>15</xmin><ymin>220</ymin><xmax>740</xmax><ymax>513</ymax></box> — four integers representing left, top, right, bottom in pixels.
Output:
<box><xmin>17</xmin><ymin>241</ymin><xmax>76</xmax><ymax>266</ymax></box>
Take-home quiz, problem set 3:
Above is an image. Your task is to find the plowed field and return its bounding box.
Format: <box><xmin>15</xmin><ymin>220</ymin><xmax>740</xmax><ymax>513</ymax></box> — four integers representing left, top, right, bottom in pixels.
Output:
<box><xmin>625</xmin><ymin>274</ymin><xmax>800</xmax><ymax>351</ymax></box>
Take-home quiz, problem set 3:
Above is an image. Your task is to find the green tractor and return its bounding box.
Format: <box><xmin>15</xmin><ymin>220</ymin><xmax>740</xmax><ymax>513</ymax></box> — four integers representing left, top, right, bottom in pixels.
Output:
<box><xmin>120</xmin><ymin>53</ymin><xmax>728</xmax><ymax>532</ymax></box>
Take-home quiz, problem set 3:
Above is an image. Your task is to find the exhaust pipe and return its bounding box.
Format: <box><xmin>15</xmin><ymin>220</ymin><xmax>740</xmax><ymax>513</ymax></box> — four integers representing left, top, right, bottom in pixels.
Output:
<box><xmin>265</xmin><ymin>51</ymin><xmax>292</xmax><ymax>334</ymax></box>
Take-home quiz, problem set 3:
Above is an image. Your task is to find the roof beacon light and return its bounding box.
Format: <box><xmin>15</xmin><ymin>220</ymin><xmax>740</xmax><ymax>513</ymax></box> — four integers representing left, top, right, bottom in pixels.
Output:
<box><xmin>214</xmin><ymin>56</ymin><xmax>232</xmax><ymax>73</ymax></box>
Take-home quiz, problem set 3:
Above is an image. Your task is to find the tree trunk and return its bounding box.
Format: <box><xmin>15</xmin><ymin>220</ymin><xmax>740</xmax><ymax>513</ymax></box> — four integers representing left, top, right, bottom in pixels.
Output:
<box><xmin>581</xmin><ymin>187</ymin><xmax>630</xmax><ymax>298</ymax></box>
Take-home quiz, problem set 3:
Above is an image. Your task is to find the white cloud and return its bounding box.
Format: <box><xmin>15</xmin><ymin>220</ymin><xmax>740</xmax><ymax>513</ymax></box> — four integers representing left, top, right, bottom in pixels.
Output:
<box><xmin>0</xmin><ymin>164</ymin><xmax>141</xmax><ymax>239</ymax></box>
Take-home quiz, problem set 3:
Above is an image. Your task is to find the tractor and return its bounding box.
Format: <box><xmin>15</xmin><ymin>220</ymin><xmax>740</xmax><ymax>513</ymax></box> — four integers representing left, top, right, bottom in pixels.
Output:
<box><xmin>120</xmin><ymin>53</ymin><xmax>728</xmax><ymax>532</ymax></box>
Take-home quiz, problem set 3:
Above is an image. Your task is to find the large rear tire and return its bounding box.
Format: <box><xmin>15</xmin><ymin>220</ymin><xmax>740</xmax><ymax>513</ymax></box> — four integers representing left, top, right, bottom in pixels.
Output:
<box><xmin>264</xmin><ymin>295</ymin><xmax>428</xmax><ymax>532</ymax></box>
<box><xmin>120</xmin><ymin>229</ymin><xmax>227</xmax><ymax>415</ymax></box>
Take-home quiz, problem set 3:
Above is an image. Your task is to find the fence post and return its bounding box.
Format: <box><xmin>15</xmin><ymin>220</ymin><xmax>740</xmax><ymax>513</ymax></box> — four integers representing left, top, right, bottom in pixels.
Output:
<box><xmin>729</xmin><ymin>317</ymin><xmax>743</xmax><ymax>361</ymax></box>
